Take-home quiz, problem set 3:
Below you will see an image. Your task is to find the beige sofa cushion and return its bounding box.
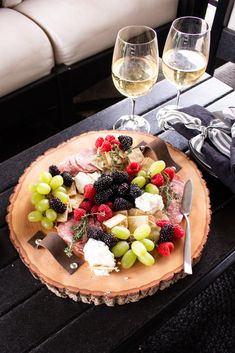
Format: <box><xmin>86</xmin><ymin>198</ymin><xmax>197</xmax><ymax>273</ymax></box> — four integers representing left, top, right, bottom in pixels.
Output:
<box><xmin>228</xmin><ymin>1</ymin><xmax>235</xmax><ymax>31</ymax></box>
<box><xmin>0</xmin><ymin>8</ymin><xmax>54</xmax><ymax>97</ymax></box>
<box><xmin>15</xmin><ymin>0</ymin><xmax>179</xmax><ymax>66</ymax></box>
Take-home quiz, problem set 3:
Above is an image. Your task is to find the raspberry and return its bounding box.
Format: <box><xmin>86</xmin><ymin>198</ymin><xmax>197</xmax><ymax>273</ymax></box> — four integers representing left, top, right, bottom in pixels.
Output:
<box><xmin>95</xmin><ymin>137</ymin><xmax>104</xmax><ymax>148</ymax></box>
<box><xmin>159</xmin><ymin>224</ymin><xmax>174</xmax><ymax>243</ymax></box>
<box><xmin>157</xmin><ymin>242</ymin><xmax>174</xmax><ymax>256</ymax></box>
<box><xmin>105</xmin><ymin>201</ymin><xmax>113</xmax><ymax>210</ymax></box>
<box><xmin>126</xmin><ymin>162</ymin><xmax>141</xmax><ymax>175</ymax></box>
<box><xmin>151</xmin><ymin>173</ymin><xmax>164</xmax><ymax>187</ymax></box>
<box><xmin>111</xmin><ymin>139</ymin><xmax>121</xmax><ymax>147</ymax></box>
<box><xmin>163</xmin><ymin>167</ymin><xmax>175</xmax><ymax>181</ymax></box>
<box><xmin>84</xmin><ymin>184</ymin><xmax>96</xmax><ymax>200</ymax></box>
<box><xmin>91</xmin><ymin>205</ymin><xmax>99</xmax><ymax>213</ymax></box>
<box><xmin>79</xmin><ymin>200</ymin><xmax>93</xmax><ymax>212</ymax></box>
<box><xmin>100</xmin><ymin>141</ymin><xmax>112</xmax><ymax>152</ymax></box>
<box><xmin>156</xmin><ymin>219</ymin><xmax>170</xmax><ymax>228</ymax></box>
<box><xmin>105</xmin><ymin>135</ymin><xmax>116</xmax><ymax>143</ymax></box>
<box><xmin>173</xmin><ymin>224</ymin><xmax>185</xmax><ymax>239</ymax></box>
<box><xmin>97</xmin><ymin>204</ymin><xmax>113</xmax><ymax>222</ymax></box>
<box><xmin>74</xmin><ymin>208</ymin><xmax>86</xmax><ymax>222</ymax></box>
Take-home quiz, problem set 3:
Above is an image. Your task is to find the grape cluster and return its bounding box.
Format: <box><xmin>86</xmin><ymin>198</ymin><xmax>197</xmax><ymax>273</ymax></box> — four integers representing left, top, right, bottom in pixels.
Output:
<box><xmin>27</xmin><ymin>168</ymin><xmax>71</xmax><ymax>230</ymax></box>
<box><xmin>110</xmin><ymin>224</ymin><xmax>155</xmax><ymax>269</ymax></box>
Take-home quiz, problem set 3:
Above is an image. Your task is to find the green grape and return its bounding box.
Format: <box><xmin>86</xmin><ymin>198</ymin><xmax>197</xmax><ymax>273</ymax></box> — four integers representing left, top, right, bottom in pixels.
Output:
<box><xmin>148</xmin><ymin>160</ymin><xmax>166</xmax><ymax>177</ymax></box>
<box><xmin>50</xmin><ymin>175</ymin><xmax>64</xmax><ymax>190</ymax></box>
<box><xmin>28</xmin><ymin>210</ymin><xmax>43</xmax><ymax>222</ymax></box>
<box><xmin>138</xmin><ymin>252</ymin><xmax>155</xmax><ymax>266</ymax></box>
<box><xmin>36</xmin><ymin>199</ymin><xmax>50</xmax><ymax>212</ymax></box>
<box><xmin>133</xmin><ymin>224</ymin><xmax>151</xmax><ymax>240</ymax></box>
<box><xmin>145</xmin><ymin>183</ymin><xmax>159</xmax><ymax>194</ymax></box>
<box><xmin>111</xmin><ymin>226</ymin><xmax>130</xmax><ymax>240</ymax></box>
<box><xmin>54</xmin><ymin>186</ymin><xmax>67</xmax><ymax>194</ymax></box>
<box><xmin>53</xmin><ymin>191</ymin><xmax>69</xmax><ymax>204</ymax></box>
<box><xmin>31</xmin><ymin>192</ymin><xmax>44</xmax><ymax>205</ymax></box>
<box><xmin>45</xmin><ymin>209</ymin><xmax>57</xmax><ymax>222</ymax></box>
<box><xmin>141</xmin><ymin>238</ymin><xmax>155</xmax><ymax>252</ymax></box>
<box><xmin>131</xmin><ymin>176</ymin><xmax>146</xmax><ymax>188</ymax></box>
<box><xmin>28</xmin><ymin>183</ymin><xmax>38</xmax><ymax>193</ymax></box>
<box><xmin>137</xmin><ymin>170</ymin><xmax>147</xmax><ymax>178</ymax></box>
<box><xmin>41</xmin><ymin>217</ymin><xmax>54</xmax><ymax>230</ymax></box>
<box><xmin>37</xmin><ymin>182</ymin><xmax>51</xmax><ymax>195</ymax></box>
<box><xmin>38</xmin><ymin>171</ymin><xmax>52</xmax><ymax>184</ymax></box>
<box><xmin>121</xmin><ymin>250</ymin><xmax>137</xmax><ymax>269</ymax></box>
<box><xmin>111</xmin><ymin>241</ymin><xmax>129</xmax><ymax>257</ymax></box>
<box><xmin>131</xmin><ymin>241</ymin><xmax>147</xmax><ymax>257</ymax></box>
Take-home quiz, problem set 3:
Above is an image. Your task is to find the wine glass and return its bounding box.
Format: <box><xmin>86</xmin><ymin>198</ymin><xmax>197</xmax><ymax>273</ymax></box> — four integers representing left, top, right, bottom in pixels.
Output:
<box><xmin>157</xmin><ymin>16</ymin><xmax>210</xmax><ymax>118</ymax></box>
<box><xmin>112</xmin><ymin>25</ymin><xmax>159</xmax><ymax>132</ymax></box>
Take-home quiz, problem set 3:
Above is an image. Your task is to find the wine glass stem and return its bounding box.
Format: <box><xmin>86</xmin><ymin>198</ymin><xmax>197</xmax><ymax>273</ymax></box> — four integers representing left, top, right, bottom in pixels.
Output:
<box><xmin>176</xmin><ymin>89</ymin><xmax>181</xmax><ymax>107</ymax></box>
<box><xmin>131</xmin><ymin>98</ymin><xmax>136</xmax><ymax>121</ymax></box>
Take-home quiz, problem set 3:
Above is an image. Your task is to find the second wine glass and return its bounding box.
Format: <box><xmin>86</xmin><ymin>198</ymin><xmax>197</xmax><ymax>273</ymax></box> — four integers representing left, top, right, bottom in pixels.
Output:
<box><xmin>112</xmin><ymin>25</ymin><xmax>159</xmax><ymax>132</ymax></box>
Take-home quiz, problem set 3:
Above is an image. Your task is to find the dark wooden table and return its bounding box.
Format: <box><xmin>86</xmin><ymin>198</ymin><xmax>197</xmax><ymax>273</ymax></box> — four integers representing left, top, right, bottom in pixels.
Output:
<box><xmin>0</xmin><ymin>74</ymin><xmax>235</xmax><ymax>353</ymax></box>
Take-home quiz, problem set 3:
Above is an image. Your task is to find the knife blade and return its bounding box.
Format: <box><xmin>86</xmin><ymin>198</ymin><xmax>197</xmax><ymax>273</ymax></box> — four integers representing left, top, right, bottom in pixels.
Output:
<box><xmin>181</xmin><ymin>179</ymin><xmax>193</xmax><ymax>275</ymax></box>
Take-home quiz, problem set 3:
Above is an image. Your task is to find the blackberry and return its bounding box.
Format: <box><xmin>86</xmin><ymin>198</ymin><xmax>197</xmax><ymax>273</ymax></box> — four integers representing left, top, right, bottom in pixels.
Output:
<box><xmin>159</xmin><ymin>224</ymin><xmax>174</xmax><ymax>243</ymax></box>
<box><xmin>112</xmin><ymin>171</ymin><xmax>129</xmax><ymax>184</ymax></box>
<box><xmin>94</xmin><ymin>175</ymin><xmax>113</xmax><ymax>191</ymax></box>
<box><xmin>118</xmin><ymin>183</ymin><xmax>129</xmax><ymax>196</ymax></box>
<box><xmin>129</xmin><ymin>184</ymin><xmax>142</xmax><ymax>199</ymax></box>
<box><xmin>49</xmin><ymin>165</ymin><xmax>60</xmax><ymax>176</ymax></box>
<box><xmin>114</xmin><ymin>197</ymin><xmax>133</xmax><ymax>211</ymax></box>
<box><xmin>61</xmin><ymin>171</ymin><xmax>73</xmax><ymax>187</ymax></box>
<box><xmin>118</xmin><ymin>135</ymin><xmax>133</xmax><ymax>151</ymax></box>
<box><xmin>101</xmin><ymin>233</ymin><xmax>118</xmax><ymax>248</ymax></box>
<box><xmin>49</xmin><ymin>196</ymin><xmax>66</xmax><ymax>214</ymax></box>
<box><xmin>94</xmin><ymin>189</ymin><xmax>113</xmax><ymax>205</ymax></box>
<box><xmin>87</xmin><ymin>227</ymin><xmax>104</xmax><ymax>240</ymax></box>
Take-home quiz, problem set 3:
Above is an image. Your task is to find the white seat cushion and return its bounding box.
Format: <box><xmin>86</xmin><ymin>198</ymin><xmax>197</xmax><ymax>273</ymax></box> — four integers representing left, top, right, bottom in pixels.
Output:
<box><xmin>15</xmin><ymin>0</ymin><xmax>179</xmax><ymax>65</ymax></box>
<box><xmin>0</xmin><ymin>8</ymin><xmax>54</xmax><ymax>97</ymax></box>
<box><xmin>228</xmin><ymin>1</ymin><xmax>235</xmax><ymax>31</ymax></box>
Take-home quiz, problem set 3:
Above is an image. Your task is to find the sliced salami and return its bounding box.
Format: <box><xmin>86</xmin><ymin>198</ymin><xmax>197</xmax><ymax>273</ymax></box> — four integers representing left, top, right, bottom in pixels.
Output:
<box><xmin>166</xmin><ymin>177</ymin><xmax>185</xmax><ymax>224</ymax></box>
<box><xmin>58</xmin><ymin>148</ymin><xmax>98</xmax><ymax>175</ymax></box>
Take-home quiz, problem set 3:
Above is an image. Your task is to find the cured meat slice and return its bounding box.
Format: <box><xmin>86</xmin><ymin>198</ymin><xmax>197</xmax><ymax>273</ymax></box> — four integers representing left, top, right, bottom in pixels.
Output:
<box><xmin>165</xmin><ymin>176</ymin><xmax>185</xmax><ymax>224</ymax></box>
<box><xmin>58</xmin><ymin>148</ymin><xmax>98</xmax><ymax>175</ymax></box>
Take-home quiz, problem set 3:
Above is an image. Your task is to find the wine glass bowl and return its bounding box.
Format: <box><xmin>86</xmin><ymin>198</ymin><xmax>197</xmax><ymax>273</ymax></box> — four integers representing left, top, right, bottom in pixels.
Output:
<box><xmin>112</xmin><ymin>25</ymin><xmax>159</xmax><ymax>132</ymax></box>
<box><xmin>161</xmin><ymin>16</ymin><xmax>210</xmax><ymax>106</ymax></box>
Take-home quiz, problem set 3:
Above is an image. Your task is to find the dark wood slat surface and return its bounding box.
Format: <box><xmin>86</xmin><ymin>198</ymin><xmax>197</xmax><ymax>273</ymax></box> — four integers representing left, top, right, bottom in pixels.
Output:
<box><xmin>0</xmin><ymin>75</ymin><xmax>234</xmax><ymax>353</ymax></box>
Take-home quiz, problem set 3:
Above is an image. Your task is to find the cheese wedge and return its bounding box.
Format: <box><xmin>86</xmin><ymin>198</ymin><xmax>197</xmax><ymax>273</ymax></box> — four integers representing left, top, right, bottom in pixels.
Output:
<box><xmin>128</xmin><ymin>148</ymin><xmax>144</xmax><ymax>164</ymax></box>
<box><xmin>128</xmin><ymin>215</ymin><xmax>149</xmax><ymax>233</ymax></box>
<box><xmin>103</xmin><ymin>214</ymin><xmax>128</xmax><ymax>231</ymax></box>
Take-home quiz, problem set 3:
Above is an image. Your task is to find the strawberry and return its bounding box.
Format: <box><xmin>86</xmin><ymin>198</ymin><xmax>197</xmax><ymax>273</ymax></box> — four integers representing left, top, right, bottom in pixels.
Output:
<box><xmin>157</xmin><ymin>242</ymin><xmax>174</xmax><ymax>256</ymax></box>
<box><xmin>173</xmin><ymin>224</ymin><xmax>185</xmax><ymax>239</ymax></box>
<box><xmin>74</xmin><ymin>208</ymin><xmax>86</xmax><ymax>222</ymax></box>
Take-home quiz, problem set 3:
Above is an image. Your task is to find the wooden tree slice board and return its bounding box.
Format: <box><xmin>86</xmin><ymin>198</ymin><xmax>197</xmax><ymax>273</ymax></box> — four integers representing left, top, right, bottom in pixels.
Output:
<box><xmin>7</xmin><ymin>131</ymin><xmax>211</xmax><ymax>306</ymax></box>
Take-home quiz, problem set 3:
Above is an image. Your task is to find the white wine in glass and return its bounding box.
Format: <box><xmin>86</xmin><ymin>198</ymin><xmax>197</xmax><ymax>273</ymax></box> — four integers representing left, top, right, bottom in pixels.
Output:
<box><xmin>112</xmin><ymin>25</ymin><xmax>159</xmax><ymax>132</ymax></box>
<box><xmin>157</xmin><ymin>16</ymin><xmax>210</xmax><ymax>118</ymax></box>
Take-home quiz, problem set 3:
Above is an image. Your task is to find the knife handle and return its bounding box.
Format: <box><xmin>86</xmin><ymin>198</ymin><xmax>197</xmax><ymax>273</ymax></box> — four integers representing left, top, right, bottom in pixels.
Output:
<box><xmin>183</xmin><ymin>214</ymin><xmax>192</xmax><ymax>275</ymax></box>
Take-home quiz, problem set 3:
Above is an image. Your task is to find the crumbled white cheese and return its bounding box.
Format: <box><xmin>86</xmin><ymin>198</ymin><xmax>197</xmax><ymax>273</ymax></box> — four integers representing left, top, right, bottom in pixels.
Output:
<box><xmin>135</xmin><ymin>192</ymin><xmax>164</xmax><ymax>214</ymax></box>
<box><xmin>74</xmin><ymin>172</ymin><xmax>100</xmax><ymax>194</ymax></box>
<box><xmin>83</xmin><ymin>238</ymin><xmax>116</xmax><ymax>276</ymax></box>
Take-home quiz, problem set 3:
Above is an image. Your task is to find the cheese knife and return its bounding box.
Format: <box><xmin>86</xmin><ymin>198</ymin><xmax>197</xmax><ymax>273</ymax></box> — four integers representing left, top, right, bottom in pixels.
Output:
<box><xmin>181</xmin><ymin>179</ymin><xmax>193</xmax><ymax>275</ymax></box>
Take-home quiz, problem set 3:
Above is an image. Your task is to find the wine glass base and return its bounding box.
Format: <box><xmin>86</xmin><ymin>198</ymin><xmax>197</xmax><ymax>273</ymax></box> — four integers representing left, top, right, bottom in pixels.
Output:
<box><xmin>113</xmin><ymin>115</ymin><xmax>150</xmax><ymax>133</ymax></box>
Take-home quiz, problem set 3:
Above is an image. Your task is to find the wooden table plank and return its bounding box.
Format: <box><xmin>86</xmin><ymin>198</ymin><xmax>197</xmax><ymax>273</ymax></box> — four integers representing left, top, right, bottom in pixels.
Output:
<box><xmin>0</xmin><ymin>226</ymin><xmax>18</xmax><ymax>269</ymax></box>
